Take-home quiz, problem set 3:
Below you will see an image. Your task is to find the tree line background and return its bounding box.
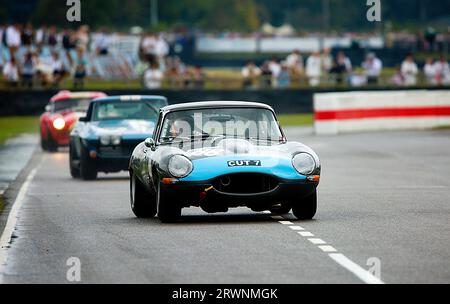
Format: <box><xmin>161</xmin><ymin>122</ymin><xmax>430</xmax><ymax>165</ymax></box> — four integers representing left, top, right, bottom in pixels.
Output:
<box><xmin>1</xmin><ymin>0</ymin><xmax>450</xmax><ymax>31</ymax></box>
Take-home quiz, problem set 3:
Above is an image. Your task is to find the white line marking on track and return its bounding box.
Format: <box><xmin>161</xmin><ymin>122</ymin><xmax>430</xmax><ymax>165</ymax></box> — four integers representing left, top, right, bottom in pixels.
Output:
<box><xmin>318</xmin><ymin>245</ymin><xmax>338</xmax><ymax>253</ymax></box>
<box><xmin>308</xmin><ymin>238</ymin><xmax>327</xmax><ymax>245</ymax></box>
<box><xmin>298</xmin><ymin>231</ymin><xmax>314</xmax><ymax>237</ymax></box>
<box><xmin>269</xmin><ymin>213</ymin><xmax>385</xmax><ymax>284</ymax></box>
<box><xmin>329</xmin><ymin>253</ymin><xmax>384</xmax><ymax>284</ymax></box>
<box><xmin>289</xmin><ymin>226</ymin><xmax>305</xmax><ymax>231</ymax></box>
<box><xmin>0</xmin><ymin>157</ymin><xmax>43</xmax><ymax>283</ymax></box>
<box><xmin>279</xmin><ymin>221</ymin><xmax>294</xmax><ymax>225</ymax></box>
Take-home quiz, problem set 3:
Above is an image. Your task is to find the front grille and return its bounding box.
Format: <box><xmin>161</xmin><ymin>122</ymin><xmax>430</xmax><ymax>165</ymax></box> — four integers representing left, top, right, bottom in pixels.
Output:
<box><xmin>98</xmin><ymin>141</ymin><xmax>140</xmax><ymax>158</ymax></box>
<box><xmin>212</xmin><ymin>173</ymin><xmax>279</xmax><ymax>194</ymax></box>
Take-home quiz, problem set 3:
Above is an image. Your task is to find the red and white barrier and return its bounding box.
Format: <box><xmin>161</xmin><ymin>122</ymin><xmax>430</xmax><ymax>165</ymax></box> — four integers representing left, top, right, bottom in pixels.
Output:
<box><xmin>314</xmin><ymin>91</ymin><xmax>450</xmax><ymax>135</ymax></box>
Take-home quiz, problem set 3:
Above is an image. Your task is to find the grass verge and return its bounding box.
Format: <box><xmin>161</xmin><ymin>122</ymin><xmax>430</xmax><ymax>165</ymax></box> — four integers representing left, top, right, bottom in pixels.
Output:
<box><xmin>278</xmin><ymin>114</ymin><xmax>313</xmax><ymax>127</ymax></box>
<box><xmin>0</xmin><ymin>116</ymin><xmax>39</xmax><ymax>145</ymax></box>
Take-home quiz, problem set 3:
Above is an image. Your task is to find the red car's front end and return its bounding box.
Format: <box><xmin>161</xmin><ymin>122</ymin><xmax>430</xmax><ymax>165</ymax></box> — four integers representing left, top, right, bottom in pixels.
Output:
<box><xmin>40</xmin><ymin>91</ymin><xmax>107</xmax><ymax>151</ymax></box>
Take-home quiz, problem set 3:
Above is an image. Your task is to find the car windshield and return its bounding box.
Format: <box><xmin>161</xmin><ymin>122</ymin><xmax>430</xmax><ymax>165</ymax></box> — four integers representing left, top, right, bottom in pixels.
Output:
<box><xmin>92</xmin><ymin>102</ymin><xmax>159</xmax><ymax>121</ymax></box>
<box><xmin>53</xmin><ymin>99</ymin><xmax>92</xmax><ymax>113</ymax></box>
<box><xmin>159</xmin><ymin>107</ymin><xmax>284</xmax><ymax>143</ymax></box>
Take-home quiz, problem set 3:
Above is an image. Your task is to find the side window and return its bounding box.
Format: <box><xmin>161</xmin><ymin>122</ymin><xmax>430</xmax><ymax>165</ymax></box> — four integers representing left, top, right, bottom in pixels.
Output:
<box><xmin>153</xmin><ymin>112</ymin><xmax>164</xmax><ymax>141</ymax></box>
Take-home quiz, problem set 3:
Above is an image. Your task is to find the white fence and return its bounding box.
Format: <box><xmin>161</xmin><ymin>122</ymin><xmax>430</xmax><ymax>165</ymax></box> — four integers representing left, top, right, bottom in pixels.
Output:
<box><xmin>196</xmin><ymin>36</ymin><xmax>384</xmax><ymax>53</ymax></box>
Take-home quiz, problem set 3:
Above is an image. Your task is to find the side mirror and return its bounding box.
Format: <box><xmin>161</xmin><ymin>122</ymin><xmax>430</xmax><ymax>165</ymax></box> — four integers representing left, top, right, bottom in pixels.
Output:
<box><xmin>45</xmin><ymin>105</ymin><xmax>51</xmax><ymax>112</ymax></box>
<box><xmin>79</xmin><ymin>117</ymin><xmax>88</xmax><ymax>122</ymax></box>
<box><xmin>144</xmin><ymin>138</ymin><xmax>156</xmax><ymax>150</ymax></box>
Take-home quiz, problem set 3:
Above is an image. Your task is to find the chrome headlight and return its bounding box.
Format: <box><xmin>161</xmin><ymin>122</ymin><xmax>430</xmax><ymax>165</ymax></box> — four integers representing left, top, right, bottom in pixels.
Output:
<box><xmin>100</xmin><ymin>136</ymin><xmax>111</xmax><ymax>146</ymax></box>
<box><xmin>292</xmin><ymin>153</ymin><xmax>316</xmax><ymax>176</ymax></box>
<box><xmin>168</xmin><ymin>155</ymin><xmax>193</xmax><ymax>178</ymax></box>
<box><xmin>111</xmin><ymin>135</ymin><xmax>121</xmax><ymax>146</ymax></box>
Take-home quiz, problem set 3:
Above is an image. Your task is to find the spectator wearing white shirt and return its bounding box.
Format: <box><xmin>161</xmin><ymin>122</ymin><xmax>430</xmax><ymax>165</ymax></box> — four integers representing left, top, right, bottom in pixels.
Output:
<box><xmin>140</xmin><ymin>33</ymin><xmax>157</xmax><ymax>64</ymax></box>
<box><xmin>144</xmin><ymin>62</ymin><xmax>164</xmax><ymax>89</ymax></box>
<box><xmin>3</xmin><ymin>56</ymin><xmax>19</xmax><ymax>87</ymax></box>
<box><xmin>50</xmin><ymin>52</ymin><xmax>66</xmax><ymax>86</ymax></box>
<box><xmin>434</xmin><ymin>56</ymin><xmax>450</xmax><ymax>85</ymax></box>
<box><xmin>35</xmin><ymin>25</ymin><xmax>47</xmax><ymax>52</ymax></box>
<box><xmin>306</xmin><ymin>52</ymin><xmax>322</xmax><ymax>87</ymax></box>
<box><xmin>321</xmin><ymin>47</ymin><xmax>333</xmax><ymax>74</ymax></box>
<box><xmin>6</xmin><ymin>24</ymin><xmax>21</xmax><ymax>59</ymax></box>
<box><xmin>362</xmin><ymin>53</ymin><xmax>383</xmax><ymax>85</ymax></box>
<box><xmin>400</xmin><ymin>54</ymin><xmax>419</xmax><ymax>86</ymax></box>
<box><xmin>286</xmin><ymin>50</ymin><xmax>304</xmax><ymax>76</ymax></box>
<box><xmin>94</xmin><ymin>28</ymin><xmax>110</xmax><ymax>56</ymax></box>
<box><xmin>242</xmin><ymin>61</ymin><xmax>261</xmax><ymax>89</ymax></box>
<box><xmin>268</xmin><ymin>57</ymin><xmax>281</xmax><ymax>87</ymax></box>
<box><xmin>424</xmin><ymin>58</ymin><xmax>437</xmax><ymax>85</ymax></box>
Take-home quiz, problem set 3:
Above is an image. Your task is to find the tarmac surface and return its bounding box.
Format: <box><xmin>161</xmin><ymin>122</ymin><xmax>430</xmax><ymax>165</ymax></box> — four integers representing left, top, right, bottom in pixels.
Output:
<box><xmin>0</xmin><ymin>128</ymin><xmax>449</xmax><ymax>284</ymax></box>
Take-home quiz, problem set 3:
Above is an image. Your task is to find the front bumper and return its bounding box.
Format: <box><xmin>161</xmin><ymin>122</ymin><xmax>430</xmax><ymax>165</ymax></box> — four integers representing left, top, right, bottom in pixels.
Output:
<box><xmin>161</xmin><ymin>178</ymin><xmax>319</xmax><ymax>209</ymax></box>
<box><xmin>95</xmin><ymin>156</ymin><xmax>131</xmax><ymax>173</ymax></box>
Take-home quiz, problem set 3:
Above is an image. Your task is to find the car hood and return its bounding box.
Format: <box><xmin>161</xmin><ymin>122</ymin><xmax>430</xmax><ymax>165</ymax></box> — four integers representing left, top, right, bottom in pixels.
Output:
<box><xmin>88</xmin><ymin>120</ymin><xmax>155</xmax><ymax>138</ymax></box>
<box><xmin>184</xmin><ymin>138</ymin><xmax>316</xmax><ymax>161</ymax></box>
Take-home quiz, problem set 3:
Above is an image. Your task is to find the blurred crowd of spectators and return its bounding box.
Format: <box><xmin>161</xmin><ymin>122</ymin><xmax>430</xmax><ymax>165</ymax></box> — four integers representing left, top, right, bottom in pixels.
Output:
<box><xmin>241</xmin><ymin>49</ymin><xmax>450</xmax><ymax>89</ymax></box>
<box><xmin>0</xmin><ymin>23</ymin><xmax>100</xmax><ymax>88</ymax></box>
<box><xmin>138</xmin><ymin>33</ymin><xmax>205</xmax><ymax>90</ymax></box>
<box><xmin>1</xmin><ymin>23</ymin><xmax>449</xmax><ymax>90</ymax></box>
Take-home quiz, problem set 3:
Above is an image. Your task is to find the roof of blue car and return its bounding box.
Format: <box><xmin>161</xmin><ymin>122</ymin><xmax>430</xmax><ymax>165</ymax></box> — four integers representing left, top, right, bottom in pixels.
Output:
<box><xmin>93</xmin><ymin>95</ymin><xmax>167</xmax><ymax>103</ymax></box>
<box><xmin>162</xmin><ymin>101</ymin><xmax>275</xmax><ymax>112</ymax></box>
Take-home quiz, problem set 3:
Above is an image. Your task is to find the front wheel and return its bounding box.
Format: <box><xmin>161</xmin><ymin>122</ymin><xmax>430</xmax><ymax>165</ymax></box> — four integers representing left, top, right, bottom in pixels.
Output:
<box><xmin>79</xmin><ymin>145</ymin><xmax>98</xmax><ymax>180</ymax></box>
<box><xmin>69</xmin><ymin>141</ymin><xmax>80</xmax><ymax>178</ymax></box>
<box><xmin>292</xmin><ymin>191</ymin><xmax>317</xmax><ymax>220</ymax></box>
<box><xmin>156</xmin><ymin>182</ymin><xmax>181</xmax><ymax>223</ymax></box>
<box><xmin>130</xmin><ymin>172</ymin><xmax>157</xmax><ymax>218</ymax></box>
<box><xmin>46</xmin><ymin>127</ymin><xmax>58</xmax><ymax>152</ymax></box>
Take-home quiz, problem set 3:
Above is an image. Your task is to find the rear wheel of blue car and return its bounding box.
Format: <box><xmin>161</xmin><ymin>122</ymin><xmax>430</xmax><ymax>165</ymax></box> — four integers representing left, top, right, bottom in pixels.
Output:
<box><xmin>157</xmin><ymin>182</ymin><xmax>181</xmax><ymax>223</ymax></box>
<box><xmin>80</xmin><ymin>145</ymin><xmax>98</xmax><ymax>180</ymax></box>
<box><xmin>130</xmin><ymin>173</ymin><xmax>157</xmax><ymax>218</ymax></box>
<box><xmin>292</xmin><ymin>190</ymin><xmax>317</xmax><ymax>220</ymax></box>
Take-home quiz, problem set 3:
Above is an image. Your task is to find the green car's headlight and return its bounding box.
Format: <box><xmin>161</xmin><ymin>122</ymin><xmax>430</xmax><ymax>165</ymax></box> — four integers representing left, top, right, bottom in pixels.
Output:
<box><xmin>168</xmin><ymin>155</ymin><xmax>193</xmax><ymax>178</ymax></box>
<box><xmin>292</xmin><ymin>153</ymin><xmax>316</xmax><ymax>176</ymax></box>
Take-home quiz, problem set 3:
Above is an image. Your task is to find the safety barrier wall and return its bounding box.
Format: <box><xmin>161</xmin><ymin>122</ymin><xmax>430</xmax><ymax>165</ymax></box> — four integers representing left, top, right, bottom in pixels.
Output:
<box><xmin>314</xmin><ymin>90</ymin><xmax>450</xmax><ymax>135</ymax></box>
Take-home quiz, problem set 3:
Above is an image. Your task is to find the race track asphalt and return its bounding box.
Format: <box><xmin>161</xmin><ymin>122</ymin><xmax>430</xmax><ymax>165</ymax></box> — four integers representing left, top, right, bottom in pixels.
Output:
<box><xmin>1</xmin><ymin>128</ymin><xmax>449</xmax><ymax>284</ymax></box>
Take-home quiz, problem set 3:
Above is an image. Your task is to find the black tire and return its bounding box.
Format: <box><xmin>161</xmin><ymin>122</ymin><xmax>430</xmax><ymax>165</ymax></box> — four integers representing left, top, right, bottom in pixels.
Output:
<box><xmin>46</xmin><ymin>127</ymin><xmax>58</xmax><ymax>152</ymax></box>
<box><xmin>270</xmin><ymin>204</ymin><xmax>292</xmax><ymax>215</ymax></box>
<box><xmin>130</xmin><ymin>172</ymin><xmax>157</xmax><ymax>218</ymax></box>
<box><xmin>69</xmin><ymin>141</ymin><xmax>80</xmax><ymax>179</ymax></box>
<box><xmin>40</xmin><ymin>129</ymin><xmax>48</xmax><ymax>151</ymax></box>
<box><xmin>79</xmin><ymin>145</ymin><xmax>97</xmax><ymax>180</ymax></box>
<box><xmin>292</xmin><ymin>191</ymin><xmax>317</xmax><ymax>220</ymax></box>
<box><xmin>156</xmin><ymin>182</ymin><xmax>181</xmax><ymax>223</ymax></box>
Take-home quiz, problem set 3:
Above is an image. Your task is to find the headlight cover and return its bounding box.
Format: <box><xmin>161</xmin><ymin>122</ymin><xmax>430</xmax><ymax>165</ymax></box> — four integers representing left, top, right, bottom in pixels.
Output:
<box><xmin>99</xmin><ymin>135</ymin><xmax>121</xmax><ymax>146</ymax></box>
<box><xmin>168</xmin><ymin>155</ymin><xmax>193</xmax><ymax>178</ymax></box>
<box><xmin>100</xmin><ymin>136</ymin><xmax>111</xmax><ymax>146</ymax></box>
<box><xmin>111</xmin><ymin>135</ymin><xmax>121</xmax><ymax>146</ymax></box>
<box><xmin>292</xmin><ymin>153</ymin><xmax>316</xmax><ymax>176</ymax></box>
<box><xmin>53</xmin><ymin>117</ymin><xmax>66</xmax><ymax>130</ymax></box>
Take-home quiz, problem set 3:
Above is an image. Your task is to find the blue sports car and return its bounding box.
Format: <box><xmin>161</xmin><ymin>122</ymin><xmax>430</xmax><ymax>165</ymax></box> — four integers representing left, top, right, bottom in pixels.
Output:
<box><xmin>129</xmin><ymin>101</ymin><xmax>321</xmax><ymax>222</ymax></box>
<box><xmin>69</xmin><ymin>95</ymin><xmax>168</xmax><ymax>180</ymax></box>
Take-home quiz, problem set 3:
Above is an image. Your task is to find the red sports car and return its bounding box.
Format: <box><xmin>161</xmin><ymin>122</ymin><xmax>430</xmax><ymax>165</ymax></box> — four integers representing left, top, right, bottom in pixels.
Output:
<box><xmin>40</xmin><ymin>91</ymin><xmax>107</xmax><ymax>152</ymax></box>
